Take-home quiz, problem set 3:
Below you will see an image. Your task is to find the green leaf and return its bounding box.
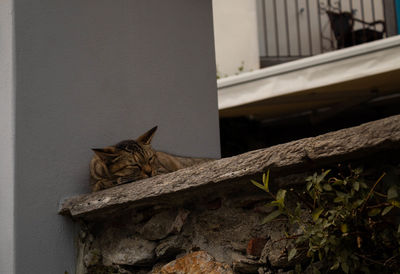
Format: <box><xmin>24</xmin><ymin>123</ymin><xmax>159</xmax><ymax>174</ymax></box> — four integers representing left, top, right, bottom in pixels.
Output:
<box><xmin>266</xmin><ymin>200</ymin><xmax>280</xmax><ymax>207</ymax></box>
<box><xmin>390</xmin><ymin>200</ymin><xmax>400</xmax><ymax>208</ymax></box>
<box><xmin>323</xmin><ymin>183</ymin><xmax>333</xmax><ymax>191</ymax></box>
<box><xmin>336</xmin><ymin>191</ymin><xmax>346</xmax><ymax>197</ymax></box>
<box><xmin>312</xmin><ymin>266</ymin><xmax>321</xmax><ymax>274</ymax></box>
<box><xmin>334</xmin><ymin>196</ymin><xmax>344</xmax><ymax>203</ymax></box>
<box><xmin>317</xmin><ymin>169</ymin><xmax>331</xmax><ymax>184</ymax></box>
<box><xmin>307</xmin><ymin>181</ymin><xmax>313</xmax><ymax>191</ymax></box>
<box><xmin>314</xmin><ymin>183</ymin><xmax>323</xmax><ymax>192</ymax></box>
<box><xmin>251</xmin><ymin>180</ymin><xmax>267</xmax><ymax>192</ymax></box>
<box><xmin>308</xmin><ymin>189</ymin><xmax>316</xmax><ymax>200</ymax></box>
<box><xmin>353</xmin><ymin>167</ymin><xmax>363</xmax><ymax>175</ymax></box>
<box><xmin>263</xmin><ymin>170</ymin><xmax>270</xmax><ymax>192</ymax></box>
<box><xmin>330</xmin><ymin>261</ymin><xmax>340</xmax><ymax>270</ymax></box>
<box><xmin>261</xmin><ymin>210</ymin><xmax>282</xmax><ymax>224</ymax></box>
<box><xmin>318</xmin><ymin>250</ymin><xmax>323</xmax><ymax>261</ymax></box>
<box><xmin>381</xmin><ymin>205</ymin><xmax>394</xmax><ymax>216</ymax></box>
<box><xmin>264</xmin><ymin>201</ymin><xmax>279</xmax><ymax>208</ymax></box>
<box><xmin>284</xmin><ymin>231</ymin><xmax>289</xmax><ymax>237</ymax></box>
<box><xmin>352</xmin><ymin>199</ymin><xmax>364</xmax><ymax>208</ymax></box>
<box><xmin>276</xmin><ymin>189</ymin><xmax>286</xmax><ymax>201</ymax></box>
<box><xmin>332</xmin><ymin>179</ymin><xmax>344</xmax><ymax>186</ymax></box>
<box><xmin>295</xmin><ymin>264</ymin><xmax>302</xmax><ymax>274</ymax></box>
<box><xmin>353</xmin><ymin>181</ymin><xmax>360</xmax><ymax>191</ymax></box>
<box><xmin>276</xmin><ymin>189</ymin><xmax>287</xmax><ymax>207</ymax></box>
<box><xmin>288</xmin><ymin>248</ymin><xmax>297</xmax><ymax>261</ymax></box>
<box><xmin>294</xmin><ymin>202</ymin><xmax>301</xmax><ymax>216</ymax></box>
<box><xmin>368</xmin><ymin>208</ymin><xmax>381</xmax><ymax>216</ymax></box>
<box><xmin>387</xmin><ymin>186</ymin><xmax>398</xmax><ymax>200</ymax></box>
<box><xmin>312</xmin><ymin>207</ymin><xmax>324</xmax><ymax>222</ymax></box>
<box><xmin>341</xmin><ymin>223</ymin><xmax>348</xmax><ymax>233</ymax></box>
<box><xmin>341</xmin><ymin>262</ymin><xmax>349</xmax><ymax>273</ymax></box>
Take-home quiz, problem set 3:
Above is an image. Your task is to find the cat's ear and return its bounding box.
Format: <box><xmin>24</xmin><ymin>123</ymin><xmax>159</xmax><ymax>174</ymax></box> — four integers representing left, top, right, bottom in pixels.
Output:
<box><xmin>92</xmin><ymin>147</ymin><xmax>120</xmax><ymax>160</ymax></box>
<box><xmin>136</xmin><ymin>126</ymin><xmax>158</xmax><ymax>145</ymax></box>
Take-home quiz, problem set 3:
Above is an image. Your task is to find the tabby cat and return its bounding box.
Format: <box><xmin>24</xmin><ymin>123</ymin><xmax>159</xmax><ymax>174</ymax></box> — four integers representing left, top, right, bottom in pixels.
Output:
<box><xmin>90</xmin><ymin>126</ymin><xmax>211</xmax><ymax>192</ymax></box>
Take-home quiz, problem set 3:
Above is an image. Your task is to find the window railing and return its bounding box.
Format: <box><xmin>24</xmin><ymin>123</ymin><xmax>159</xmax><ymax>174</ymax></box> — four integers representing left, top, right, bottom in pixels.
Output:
<box><xmin>257</xmin><ymin>0</ymin><xmax>398</xmax><ymax>67</ymax></box>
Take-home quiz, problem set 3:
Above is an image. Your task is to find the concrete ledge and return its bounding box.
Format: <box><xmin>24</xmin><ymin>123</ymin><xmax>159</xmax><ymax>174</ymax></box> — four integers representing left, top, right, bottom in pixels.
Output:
<box><xmin>59</xmin><ymin>115</ymin><xmax>400</xmax><ymax>219</ymax></box>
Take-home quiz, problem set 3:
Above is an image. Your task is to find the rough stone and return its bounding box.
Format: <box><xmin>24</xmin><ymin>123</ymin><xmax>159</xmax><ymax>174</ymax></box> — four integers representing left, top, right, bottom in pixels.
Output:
<box><xmin>156</xmin><ymin>251</ymin><xmax>233</xmax><ymax>274</ymax></box>
<box><xmin>206</xmin><ymin>198</ymin><xmax>223</xmax><ymax>210</ymax></box>
<box><xmin>232</xmin><ymin>254</ymin><xmax>264</xmax><ymax>273</ymax></box>
<box><xmin>60</xmin><ymin>115</ymin><xmax>400</xmax><ymax>219</ymax></box>
<box><xmin>171</xmin><ymin>209</ymin><xmax>190</xmax><ymax>234</ymax></box>
<box><xmin>150</xmin><ymin>263</ymin><xmax>165</xmax><ymax>274</ymax></box>
<box><xmin>183</xmin><ymin>205</ymin><xmax>273</xmax><ymax>265</ymax></box>
<box><xmin>257</xmin><ymin>267</ymin><xmax>271</xmax><ymax>274</ymax></box>
<box><xmin>246</xmin><ymin>238</ymin><xmax>268</xmax><ymax>257</ymax></box>
<box><xmin>100</xmin><ymin>228</ymin><xmax>156</xmax><ymax>266</ymax></box>
<box><xmin>141</xmin><ymin>209</ymin><xmax>190</xmax><ymax>241</ymax></box>
<box><xmin>83</xmin><ymin>249</ymin><xmax>101</xmax><ymax>267</ymax></box>
<box><xmin>87</xmin><ymin>265</ymin><xmax>132</xmax><ymax>274</ymax></box>
<box><xmin>260</xmin><ymin>237</ymin><xmax>288</xmax><ymax>268</ymax></box>
<box><xmin>155</xmin><ymin>235</ymin><xmax>185</xmax><ymax>260</ymax></box>
<box><xmin>259</xmin><ymin>234</ymin><xmax>307</xmax><ymax>269</ymax></box>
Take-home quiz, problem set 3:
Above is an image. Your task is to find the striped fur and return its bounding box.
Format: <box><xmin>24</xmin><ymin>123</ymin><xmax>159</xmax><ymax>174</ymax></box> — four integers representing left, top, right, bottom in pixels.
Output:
<box><xmin>90</xmin><ymin>126</ymin><xmax>211</xmax><ymax>192</ymax></box>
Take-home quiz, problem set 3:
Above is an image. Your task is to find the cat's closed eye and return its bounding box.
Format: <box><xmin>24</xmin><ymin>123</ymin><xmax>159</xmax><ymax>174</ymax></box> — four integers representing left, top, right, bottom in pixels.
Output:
<box><xmin>90</xmin><ymin>126</ymin><xmax>210</xmax><ymax>192</ymax></box>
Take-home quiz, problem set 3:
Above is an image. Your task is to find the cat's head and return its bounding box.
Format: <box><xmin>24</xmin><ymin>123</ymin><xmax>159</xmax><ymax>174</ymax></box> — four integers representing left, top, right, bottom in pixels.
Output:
<box><xmin>92</xmin><ymin>126</ymin><xmax>158</xmax><ymax>181</ymax></box>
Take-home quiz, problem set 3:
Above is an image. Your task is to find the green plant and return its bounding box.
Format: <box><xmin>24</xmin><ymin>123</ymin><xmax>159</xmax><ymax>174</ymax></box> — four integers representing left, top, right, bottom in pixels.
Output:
<box><xmin>236</xmin><ymin>61</ymin><xmax>245</xmax><ymax>74</ymax></box>
<box><xmin>216</xmin><ymin>61</ymin><xmax>246</xmax><ymax>79</ymax></box>
<box><xmin>251</xmin><ymin>167</ymin><xmax>400</xmax><ymax>273</ymax></box>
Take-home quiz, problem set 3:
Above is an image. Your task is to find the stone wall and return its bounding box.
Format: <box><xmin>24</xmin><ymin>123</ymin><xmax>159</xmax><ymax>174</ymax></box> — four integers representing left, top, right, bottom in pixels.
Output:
<box><xmin>77</xmin><ymin>192</ymin><xmax>295</xmax><ymax>273</ymax></box>
<box><xmin>60</xmin><ymin>115</ymin><xmax>400</xmax><ymax>273</ymax></box>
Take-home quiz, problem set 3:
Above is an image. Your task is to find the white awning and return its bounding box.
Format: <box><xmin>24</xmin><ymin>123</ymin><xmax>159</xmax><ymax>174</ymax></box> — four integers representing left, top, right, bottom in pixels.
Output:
<box><xmin>218</xmin><ymin>35</ymin><xmax>400</xmax><ymax>119</ymax></box>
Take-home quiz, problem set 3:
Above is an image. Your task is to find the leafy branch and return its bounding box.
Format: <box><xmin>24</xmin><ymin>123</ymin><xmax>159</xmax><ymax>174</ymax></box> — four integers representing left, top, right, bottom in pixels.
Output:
<box><xmin>251</xmin><ymin>167</ymin><xmax>400</xmax><ymax>273</ymax></box>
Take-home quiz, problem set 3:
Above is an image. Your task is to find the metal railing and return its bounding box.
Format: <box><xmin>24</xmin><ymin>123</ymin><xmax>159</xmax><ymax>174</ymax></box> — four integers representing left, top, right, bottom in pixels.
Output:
<box><xmin>257</xmin><ymin>0</ymin><xmax>396</xmax><ymax>66</ymax></box>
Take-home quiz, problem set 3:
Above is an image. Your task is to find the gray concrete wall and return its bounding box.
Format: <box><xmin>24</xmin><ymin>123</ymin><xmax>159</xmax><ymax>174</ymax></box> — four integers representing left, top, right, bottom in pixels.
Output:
<box><xmin>12</xmin><ymin>0</ymin><xmax>219</xmax><ymax>273</ymax></box>
<box><xmin>0</xmin><ymin>1</ymin><xmax>15</xmax><ymax>273</ymax></box>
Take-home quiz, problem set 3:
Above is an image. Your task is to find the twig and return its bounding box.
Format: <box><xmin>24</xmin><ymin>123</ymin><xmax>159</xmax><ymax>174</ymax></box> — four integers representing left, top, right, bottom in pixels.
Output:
<box><xmin>373</xmin><ymin>191</ymin><xmax>387</xmax><ymax>198</ymax></box>
<box><xmin>384</xmin><ymin>254</ymin><xmax>399</xmax><ymax>266</ymax></box>
<box><xmin>270</xmin><ymin>218</ymin><xmax>289</xmax><ymax>222</ymax></box>
<box><xmin>366</xmin><ymin>202</ymin><xmax>390</xmax><ymax>209</ymax></box>
<box><xmin>355</xmin><ymin>253</ymin><xmax>385</xmax><ymax>266</ymax></box>
<box><xmin>273</xmin><ymin>234</ymin><xmax>303</xmax><ymax>243</ymax></box>
<box><xmin>360</xmin><ymin>172</ymin><xmax>386</xmax><ymax>212</ymax></box>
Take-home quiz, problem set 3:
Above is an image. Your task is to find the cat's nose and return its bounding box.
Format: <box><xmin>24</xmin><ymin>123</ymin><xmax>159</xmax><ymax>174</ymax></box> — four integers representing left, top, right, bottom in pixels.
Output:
<box><xmin>143</xmin><ymin>164</ymin><xmax>153</xmax><ymax>177</ymax></box>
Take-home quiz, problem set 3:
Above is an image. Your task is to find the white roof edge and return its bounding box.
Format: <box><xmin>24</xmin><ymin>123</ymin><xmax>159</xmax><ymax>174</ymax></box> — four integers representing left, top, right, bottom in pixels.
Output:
<box><xmin>218</xmin><ymin>35</ymin><xmax>400</xmax><ymax>89</ymax></box>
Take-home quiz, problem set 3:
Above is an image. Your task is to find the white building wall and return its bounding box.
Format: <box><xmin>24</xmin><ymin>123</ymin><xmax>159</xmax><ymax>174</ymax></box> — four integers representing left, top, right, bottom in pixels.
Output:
<box><xmin>213</xmin><ymin>0</ymin><xmax>260</xmax><ymax>77</ymax></box>
<box><xmin>0</xmin><ymin>1</ymin><xmax>15</xmax><ymax>273</ymax></box>
<box><xmin>4</xmin><ymin>0</ymin><xmax>220</xmax><ymax>273</ymax></box>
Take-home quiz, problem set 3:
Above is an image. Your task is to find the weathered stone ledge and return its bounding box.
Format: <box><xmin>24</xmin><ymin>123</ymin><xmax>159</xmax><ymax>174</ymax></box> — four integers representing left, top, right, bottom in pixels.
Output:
<box><xmin>59</xmin><ymin>114</ymin><xmax>400</xmax><ymax>219</ymax></box>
